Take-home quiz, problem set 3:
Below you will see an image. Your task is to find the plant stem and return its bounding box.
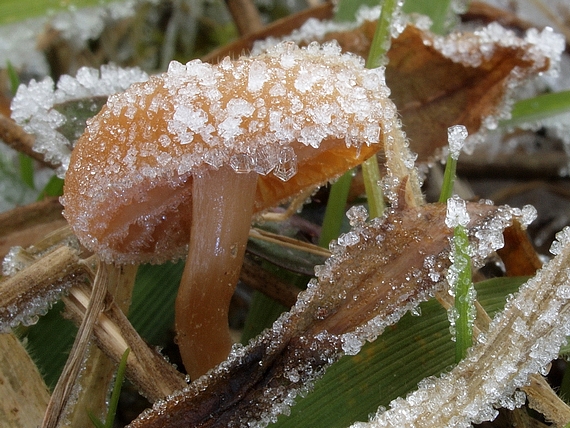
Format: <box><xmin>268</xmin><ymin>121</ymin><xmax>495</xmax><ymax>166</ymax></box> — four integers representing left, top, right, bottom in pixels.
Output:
<box><xmin>453</xmin><ymin>224</ymin><xmax>473</xmax><ymax>363</ymax></box>
<box><xmin>319</xmin><ymin>171</ymin><xmax>353</xmax><ymax>247</ymax></box>
<box><xmin>361</xmin><ymin>0</ymin><xmax>401</xmax><ymax>218</ymax></box>
<box><xmin>438</xmin><ymin>154</ymin><xmax>457</xmax><ymax>203</ymax></box>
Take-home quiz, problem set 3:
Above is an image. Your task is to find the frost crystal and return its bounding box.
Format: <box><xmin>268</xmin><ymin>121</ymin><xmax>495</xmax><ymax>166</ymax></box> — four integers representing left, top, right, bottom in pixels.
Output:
<box><xmin>445</xmin><ymin>196</ymin><xmax>470</xmax><ymax>228</ymax></box>
<box><xmin>447</xmin><ymin>124</ymin><xmax>468</xmax><ymax>160</ymax></box>
<box><xmin>11</xmin><ymin>65</ymin><xmax>148</xmax><ymax>177</ymax></box>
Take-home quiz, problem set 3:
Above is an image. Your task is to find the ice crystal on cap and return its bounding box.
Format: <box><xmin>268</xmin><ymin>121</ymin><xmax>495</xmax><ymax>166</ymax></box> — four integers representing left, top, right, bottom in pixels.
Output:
<box><xmin>11</xmin><ymin>65</ymin><xmax>148</xmax><ymax>177</ymax></box>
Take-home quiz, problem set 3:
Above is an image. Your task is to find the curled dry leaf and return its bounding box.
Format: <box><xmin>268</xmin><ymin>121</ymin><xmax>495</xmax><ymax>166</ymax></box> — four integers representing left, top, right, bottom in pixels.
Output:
<box><xmin>327</xmin><ymin>20</ymin><xmax>561</xmax><ymax>160</ymax></box>
<box><xmin>384</xmin><ymin>24</ymin><xmax>560</xmax><ymax>161</ymax></box>
<box><xmin>128</xmin><ymin>199</ymin><xmax>517</xmax><ymax>428</ymax></box>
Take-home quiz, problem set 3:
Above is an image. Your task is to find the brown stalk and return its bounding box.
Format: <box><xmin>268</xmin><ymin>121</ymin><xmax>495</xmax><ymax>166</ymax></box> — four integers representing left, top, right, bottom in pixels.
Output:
<box><xmin>202</xmin><ymin>3</ymin><xmax>334</xmax><ymax>63</ymax></box>
<box><xmin>0</xmin><ymin>113</ymin><xmax>54</xmax><ymax>168</ymax></box>
<box><xmin>62</xmin><ymin>263</ymin><xmax>139</xmax><ymax>426</ymax></box>
<box><xmin>0</xmin><ymin>245</ymin><xmax>84</xmax><ymax>330</ymax></box>
<box><xmin>240</xmin><ymin>255</ymin><xmax>301</xmax><ymax>308</ymax></box>
<box><xmin>0</xmin><ymin>197</ymin><xmax>66</xmax><ymax>260</ymax></box>
<box><xmin>225</xmin><ymin>0</ymin><xmax>264</xmax><ymax>36</ymax></box>
<box><xmin>40</xmin><ymin>261</ymin><xmax>106</xmax><ymax>428</ymax></box>
<box><xmin>63</xmin><ymin>283</ymin><xmax>187</xmax><ymax>402</ymax></box>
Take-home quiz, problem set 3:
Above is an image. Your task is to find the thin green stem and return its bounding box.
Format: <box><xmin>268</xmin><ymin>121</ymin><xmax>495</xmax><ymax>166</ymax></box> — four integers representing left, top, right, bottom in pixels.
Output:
<box><xmin>438</xmin><ymin>154</ymin><xmax>457</xmax><ymax>203</ymax></box>
<box><xmin>321</xmin><ymin>0</ymin><xmax>399</xmax><ymax>243</ymax></box>
<box><xmin>365</xmin><ymin>0</ymin><xmax>399</xmax><ymax>69</ymax></box>
<box><xmin>88</xmin><ymin>348</ymin><xmax>130</xmax><ymax>428</ymax></box>
<box><xmin>361</xmin><ymin>156</ymin><xmax>385</xmax><ymax>219</ymax></box>
<box><xmin>105</xmin><ymin>348</ymin><xmax>130</xmax><ymax>428</ymax></box>
<box><xmin>361</xmin><ymin>0</ymin><xmax>401</xmax><ymax>218</ymax></box>
<box><xmin>319</xmin><ymin>171</ymin><xmax>353</xmax><ymax>248</ymax></box>
<box><xmin>453</xmin><ymin>225</ymin><xmax>473</xmax><ymax>363</ymax></box>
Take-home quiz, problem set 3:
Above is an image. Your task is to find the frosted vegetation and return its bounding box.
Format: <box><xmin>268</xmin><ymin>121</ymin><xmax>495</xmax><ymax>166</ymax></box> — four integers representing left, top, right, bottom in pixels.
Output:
<box><xmin>1</xmin><ymin>0</ymin><xmax>570</xmax><ymax>427</ymax></box>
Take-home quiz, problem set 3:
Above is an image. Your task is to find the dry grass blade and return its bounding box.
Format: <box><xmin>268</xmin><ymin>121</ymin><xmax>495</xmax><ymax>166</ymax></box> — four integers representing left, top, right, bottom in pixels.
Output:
<box><xmin>0</xmin><ymin>333</ymin><xmax>50</xmax><ymax>427</ymax></box>
<box><xmin>0</xmin><ymin>245</ymin><xmax>83</xmax><ymax>332</ymax></box>
<box><xmin>41</xmin><ymin>261</ymin><xmax>107</xmax><ymax>428</ymax></box>
<box><xmin>355</xmin><ymin>228</ymin><xmax>570</xmax><ymax>427</ymax></box>
<box><xmin>0</xmin><ymin>113</ymin><xmax>54</xmax><ymax>167</ymax></box>
<box><xmin>0</xmin><ymin>197</ymin><xmax>66</xmax><ymax>259</ymax></box>
<box><xmin>63</xmin><ymin>284</ymin><xmax>187</xmax><ymax>402</ymax></box>
<box><xmin>225</xmin><ymin>0</ymin><xmax>264</xmax><ymax>35</ymax></box>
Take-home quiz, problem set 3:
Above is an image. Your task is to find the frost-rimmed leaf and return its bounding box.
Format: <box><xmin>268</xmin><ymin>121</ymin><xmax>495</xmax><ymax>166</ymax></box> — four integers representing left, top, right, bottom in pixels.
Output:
<box><xmin>10</xmin><ymin>65</ymin><xmax>148</xmax><ymax>176</ymax></box>
<box><xmin>351</xmin><ymin>227</ymin><xmax>570</xmax><ymax>427</ymax></box>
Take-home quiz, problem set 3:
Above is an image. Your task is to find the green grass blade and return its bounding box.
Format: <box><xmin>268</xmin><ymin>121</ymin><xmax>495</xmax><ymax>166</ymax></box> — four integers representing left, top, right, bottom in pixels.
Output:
<box><xmin>6</xmin><ymin>60</ymin><xmax>20</xmax><ymax>94</ymax></box>
<box><xmin>0</xmin><ymin>0</ymin><xmax>118</xmax><ymax>25</ymax></box>
<box><xmin>360</xmin><ymin>0</ymin><xmax>402</xmax><ymax>219</ymax></box>
<box><xmin>105</xmin><ymin>348</ymin><xmax>130</xmax><ymax>428</ymax></box>
<box><xmin>334</xmin><ymin>0</ymin><xmax>379</xmax><ymax>22</ymax></box>
<box><xmin>319</xmin><ymin>171</ymin><xmax>353</xmax><ymax>247</ymax></box>
<box><xmin>19</xmin><ymin>153</ymin><xmax>35</xmax><ymax>189</ymax></box>
<box><xmin>438</xmin><ymin>154</ymin><xmax>457</xmax><ymax>202</ymax></box>
<box><xmin>37</xmin><ymin>175</ymin><xmax>64</xmax><ymax>200</ymax></box>
<box><xmin>88</xmin><ymin>412</ymin><xmax>105</xmax><ymax>428</ymax></box>
<box><xmin>452</xmin><ymin>224</ymin><xmax>474</xmax><ymax>362</ymax></box>
<box><xmin>272</xmin><ymin>277</ymin><xmax>525</xmax><ymax>427</ymax></box>
<box><xmin>501</xmin><ymin>90</ymin><xmax>570</xmax><ymax>128</ymax></box>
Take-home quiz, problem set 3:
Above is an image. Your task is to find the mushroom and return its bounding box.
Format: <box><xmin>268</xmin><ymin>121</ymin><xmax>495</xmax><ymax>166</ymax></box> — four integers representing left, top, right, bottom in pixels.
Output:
<box><xmin>62</xmin><ymin>41</ymin><xmax>398</xmax><ymax>379</ymax></box>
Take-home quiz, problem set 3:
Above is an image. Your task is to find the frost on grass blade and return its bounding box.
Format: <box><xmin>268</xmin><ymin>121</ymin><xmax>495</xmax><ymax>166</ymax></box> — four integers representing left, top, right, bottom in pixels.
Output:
<box><xmin>10</xmin><ymin>65</ymin><xmax>148</xmax><ymax>177</ymax></box>
<box><xmin>127</xmin><ymin>201</ymin><xmax>521</xmax><ymax>428</ymax></box>
<box><xmin>352</xmin><ymin>226</ymin><xmax>570</xmax><ymax>428</ymax></box>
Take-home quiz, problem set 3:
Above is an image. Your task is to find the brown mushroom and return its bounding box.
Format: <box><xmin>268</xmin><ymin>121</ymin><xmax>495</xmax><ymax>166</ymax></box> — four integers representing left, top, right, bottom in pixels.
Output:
<box><xmin>62</xmin><ymin>41</ymin><xmax>398</xmax><ymax>379</ymax></box>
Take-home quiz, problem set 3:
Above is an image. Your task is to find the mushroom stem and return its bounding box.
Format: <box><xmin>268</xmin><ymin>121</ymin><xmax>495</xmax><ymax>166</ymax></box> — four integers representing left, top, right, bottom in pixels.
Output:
<box><xmin>175</xmin><ymin>166</ymin><xmax>258</xmax><ymax>379</ymax></box>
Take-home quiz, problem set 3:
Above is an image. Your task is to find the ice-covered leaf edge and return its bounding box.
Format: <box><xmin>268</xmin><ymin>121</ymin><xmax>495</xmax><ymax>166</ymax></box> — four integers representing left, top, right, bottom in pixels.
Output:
<box><xmin>10</xmin><ymin>64</ymin><xmax>148</xmax><ymax>177</ymax></box>
<box><xmin>352</xmin><ymin>227</ymin><xmax>570</xmax><ymax>428</ymax></box>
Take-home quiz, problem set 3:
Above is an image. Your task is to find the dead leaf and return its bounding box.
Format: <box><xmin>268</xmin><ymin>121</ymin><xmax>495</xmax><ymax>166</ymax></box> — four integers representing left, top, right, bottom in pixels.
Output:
<box><xmin>384</xmin><ymin>25</ymin><xmax>552</xmax><ymax>161</ymax></box>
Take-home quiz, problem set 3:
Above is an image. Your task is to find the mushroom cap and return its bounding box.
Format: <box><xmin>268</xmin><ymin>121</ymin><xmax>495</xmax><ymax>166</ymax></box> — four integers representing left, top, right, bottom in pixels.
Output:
<box><xmin>62</xmin><ymin>41</ymin><xmax>398</xmax><ymax>264</ymax></box>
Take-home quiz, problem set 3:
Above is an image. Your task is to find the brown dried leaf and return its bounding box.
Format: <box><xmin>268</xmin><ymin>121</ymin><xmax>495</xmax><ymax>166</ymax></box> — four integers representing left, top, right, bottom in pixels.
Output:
<box><xmin>205</xmin><ymin>13</ymin><xmax>553</xmax><ymax>164</ymax></box>
<box><xmin>128</xmin><ymin>200</ymin><xmax>504</xmax><ymax>428</ymax></box>
<box><xmin>328</xmin><ymin>22</ymin><xmax>554</xmax><ymax>161</ymax></box>
<box><xmin>384</xmin><ymin>25</ymin><xmax>552</xmax><ymax>161</ymax></box>
<box><xmin>497</xmin><ymin>221</ymin><xmax>542</xmax><ymax>276</ymax></box>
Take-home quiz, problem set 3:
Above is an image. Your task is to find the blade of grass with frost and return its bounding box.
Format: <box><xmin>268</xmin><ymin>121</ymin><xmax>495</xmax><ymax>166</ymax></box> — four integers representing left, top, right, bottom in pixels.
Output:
<box><xmin>451</xmin><ymin>224</ymin><xmax>473</xmax><ymax>362</ymax></box>
<box><xmin>359</xmin><ymin>0</ymin><xmax>403</xmax><ymax>219</ymax></box>
<box><xmin>439</xmin><ymin>125</ymin><xmax>474</xmax><ymax>362</ymax></box>
<box><xmin>500</xmin><ymin>90</ymin><xmax>570</xmax><ymax>128</ymax></box>
<box><xmin>269</xmin><ymin>278</ymin><xmax>523</xmax><ymax>427</ymax></box>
